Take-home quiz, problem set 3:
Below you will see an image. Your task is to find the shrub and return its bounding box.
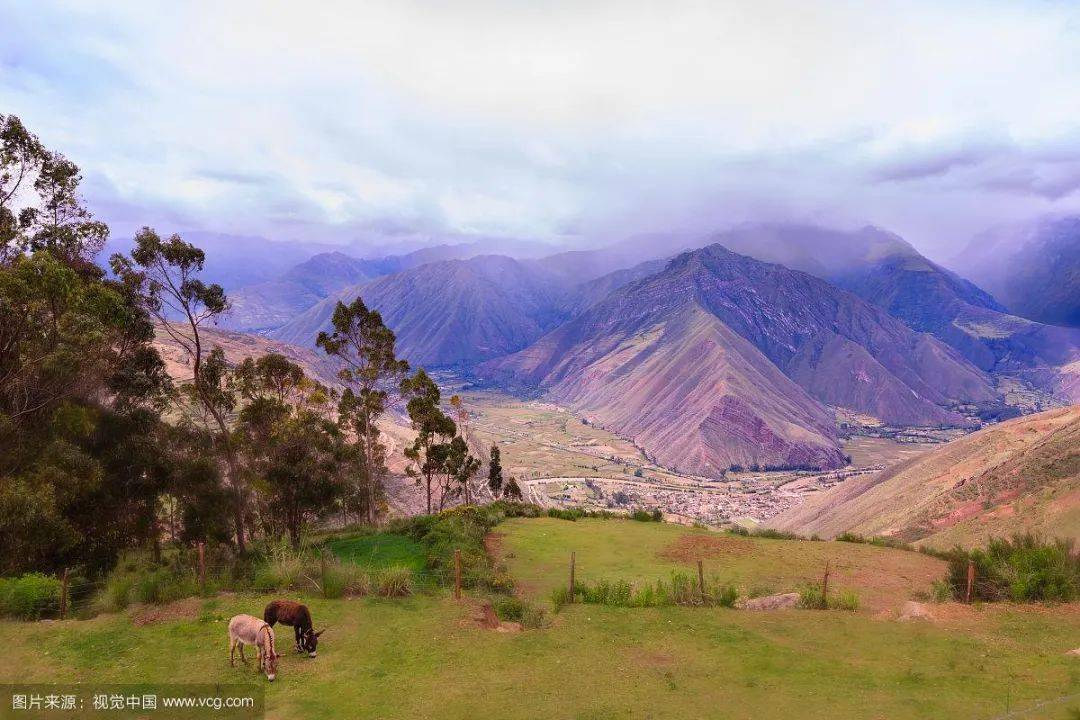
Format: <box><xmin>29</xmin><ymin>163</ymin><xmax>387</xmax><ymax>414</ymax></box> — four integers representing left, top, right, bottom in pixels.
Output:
<box><xmin>493</xmin><ymin>596</ymin><xmax>525</xmax><ymax>622</ymax></box>
<box><xmin>97</xmin><ymin>574</ymin><xmax>136</xmax><ymax>613</ymax></box>
<box><xmin>798</xmin><ymin>584</ymin><xmax>860</xmax><ymax>611</ymax></box>
<box><xmin>714</xmin><ymin>583</ymin><xmax>739</xmax><ymax>608</ymax></box>
<box><xmin>929</xmin><ymin>579</ymin><xmax>951</xmax><ymax>604</ymax></box>
<box><xmin>945</xmin><ymin>534</ymin><xmax>1079</xmax><ymax>603</ymax></box>
<box><xmin>0</xmin><ymin>573</ymin><xmax>61</xmax><ymax>620</ymax></box>
<box><xmin>520</xmin><ymin>604</ymin><xmax>549</xmax><ymax>629</ymax></box>
<box><xmin>374</xmin><ymin>566</ymin><xmax>413</xmax><ymax>597</ymax></box>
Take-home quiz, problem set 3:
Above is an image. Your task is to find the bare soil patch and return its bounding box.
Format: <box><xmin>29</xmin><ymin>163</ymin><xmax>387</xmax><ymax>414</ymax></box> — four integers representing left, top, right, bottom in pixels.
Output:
<box><xmin>131</xmin><ymin>597</ymin><xmax>201</xmax><ymax>627</ymax></box>
<box><xmin>657</xmin><ymin>534</ymin><xmax>752</xmax><ymax>562</ymax></box>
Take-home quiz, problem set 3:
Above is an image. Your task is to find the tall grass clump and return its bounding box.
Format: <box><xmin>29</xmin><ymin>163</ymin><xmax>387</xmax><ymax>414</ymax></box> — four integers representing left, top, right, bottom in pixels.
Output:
<box><xmin>0</xmin><ymin>573</ymin><xmax>61</xmax><ymax>620</ymax></box>
<box><xmin>945</xmin><ymin>534</ymin><xmax>1079</xmax><ymax>602</ymax></box>
<box><xmin>797</xmin><ymin>584</ymin><xmax>860</xmax><ymax>611</ymax></box>
<box><xmin>561</xmin><ymin>572</ymin><xmax>740</xmax><ymax>609</ymax></box>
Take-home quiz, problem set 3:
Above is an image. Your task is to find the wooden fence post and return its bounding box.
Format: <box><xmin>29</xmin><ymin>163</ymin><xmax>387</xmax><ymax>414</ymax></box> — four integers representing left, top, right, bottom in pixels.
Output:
<box><xmin>197</xmin><ymin>542</ymin><xmax>206</xmax><ymax>595</ymax></box>
<box><xmin>569</xmin><ymin>552</ymin><xmax>576</xmax><ymax>603</ymax></box>
<box><xmin>453</xmin><ymin>549</ymin><xmax>462</xmax><ymax>600</ymax></box>
<box><xmin>697</xmin><ymin>560</ymin><xmax>705</xmax><ymax>600</ymax></box>
<box><xmin>821</xmin><ymin>560</ymin><xmax>830</xmax><ymax>608</ymax></box>
<box><xmin>965</xmin><ymin>560</ymin><xmax>975</xmax><ymax>604</ymax></box>
<box><xmin>59</xmin><ymin>568</ymin><xmax>69</xmax><ymax>620</ymax></box>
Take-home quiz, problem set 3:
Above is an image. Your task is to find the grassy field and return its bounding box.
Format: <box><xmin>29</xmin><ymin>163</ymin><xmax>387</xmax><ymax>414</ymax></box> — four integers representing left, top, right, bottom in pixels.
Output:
<box><xmin>3</xmin><ymin>517</ymin><xmax>1080</xmax><ymax>719</ymax></box>
<box><xmin>497</xmin><ymin>517</ymin><xmax>946</xmax><ymax>612</ymax></box>
<box><xmin>325</xmin><ymin>532</ymin><xmax>427</xmax><ymax>573</ymax></box>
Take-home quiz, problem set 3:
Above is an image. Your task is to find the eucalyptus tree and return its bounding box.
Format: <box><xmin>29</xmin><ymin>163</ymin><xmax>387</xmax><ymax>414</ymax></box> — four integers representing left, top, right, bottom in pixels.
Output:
<box><xmin>317</xmin><ymin>297</ymin><xmax>408</xmax><ymax>524</ymax></box>
<box><xmin>401</xmin><ymin>369</ymin><xmax>456</xmax><ymax>514</ymax></box>
<box><xmin>109</xmin><ymin>228</ymin><xmax>250</xmax><ymax>549</ymax></box>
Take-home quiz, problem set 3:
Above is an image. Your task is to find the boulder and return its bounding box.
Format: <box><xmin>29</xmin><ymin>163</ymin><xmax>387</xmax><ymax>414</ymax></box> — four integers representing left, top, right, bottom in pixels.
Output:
<box><xmin>898</xmin><ymin>601</ymin><xmax>935</xmax><ymax>622</ymax></box>
<box><xmin>737</xmin><ymin>592</ymin><xmax>801</xmax><ymax>611</ymax></box>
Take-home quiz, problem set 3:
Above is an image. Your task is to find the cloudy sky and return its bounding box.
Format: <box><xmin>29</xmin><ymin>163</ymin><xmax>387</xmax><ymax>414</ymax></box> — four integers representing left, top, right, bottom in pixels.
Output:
<box><xmin>3</xmin><ymin>0</ymin><xmax>1080</xmax><ymax>259</ymax></box>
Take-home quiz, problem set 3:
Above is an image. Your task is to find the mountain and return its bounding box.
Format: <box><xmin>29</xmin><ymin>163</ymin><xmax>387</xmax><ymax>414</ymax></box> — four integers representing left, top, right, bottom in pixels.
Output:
<box><xmin>224</xmin><ymin>239</ymin><xmax>557</xmax><ymax>332</ymax></box>
<box><xmin>152</xmin><ymin>324</ymin><xmax>342</xmax><ymax>387</ymax></box>
<box><xmin>955</xmin><ymin>217</ymin><xmax>1080</xmax><ymax>329</ymax></box>
<box><xmin>707</xmin><ymin>224</ymin><xmax>1080</xmax><ymax>398</ymax></box>
<box><xmin>225</xmin><ymin>252</ymin><xmax>379</xmax><ymax>331</ymax></box>
<box><xmin>768</xmin><ymin>404</ymin><xmax>1080</xmax><ymax>548</ymax></box>
<box><xmin>271</xmin><ymin>255</ymin><xmax>573</xmax><ymax>367</ymax></box>
<box><xmin>104</xmin><ymin>232</ymin><xmax>337</xmax><ymax>291</ymax></box>
<box><xmin>481</xmin><ymin>245</ymin><xmax>996</xmax><ymax>476</ymax></box>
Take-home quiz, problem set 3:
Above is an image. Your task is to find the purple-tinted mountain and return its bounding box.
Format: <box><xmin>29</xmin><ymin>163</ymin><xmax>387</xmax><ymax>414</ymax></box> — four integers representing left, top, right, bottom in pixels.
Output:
<box><xmin>956</xmin><ymin>217</ymin><xmax>1080</xmax><ymax>329</ymax></box>
<box><xmin>706</xmin><ymin>224</ymin><xmax>1079</xmax><ymax>396</ymax></box>
<box><xmin>271</xmin><ymin>255</ymin><xmax>573</xmax><ymax>367</ymax></box>
<box><xmin>481</xmin><ymin>245</ymin><xmax>996</xmax><ymax>476</ymax></box>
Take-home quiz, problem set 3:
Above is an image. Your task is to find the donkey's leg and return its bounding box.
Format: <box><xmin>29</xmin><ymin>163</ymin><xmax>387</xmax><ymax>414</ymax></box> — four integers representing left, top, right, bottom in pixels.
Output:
<box><xmin>239</xmin><ymin>641</ymin><xmax>247</xmax><ymax>663</ymax></box>
<box><xmin>295</xmin><ymin>624</ymin><xmax>303</xmax><ymax>653</ymax></box>
<box><xmin>229</xmin><ymin>637</ymin><xmax>236</xmax><ymax>667</ymax></box>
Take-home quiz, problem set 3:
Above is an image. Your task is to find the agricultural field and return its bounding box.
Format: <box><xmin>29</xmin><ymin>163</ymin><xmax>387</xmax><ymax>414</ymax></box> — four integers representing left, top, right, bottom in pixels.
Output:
<box><xmin>3</xmin><ymin>517</ymin><xmax>1079</xmax><ymax>719</ymax></box>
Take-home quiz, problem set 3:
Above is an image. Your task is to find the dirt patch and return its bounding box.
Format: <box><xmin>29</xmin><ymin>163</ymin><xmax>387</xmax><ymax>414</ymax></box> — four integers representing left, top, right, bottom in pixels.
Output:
<box><xmin>657</xmin><ymin>534</ymin><xmax>751</xmax><ymax>563</ymax></box>
<box><xmin>631</xmin><ymin>649</ymin><xmax>675</xmax><ymax>668</ymax></box>
<box><xmin>130</xmin><ymin>597</ymin><xmax>201</xmax><ymax>627</ymax></box>
<box><xmin>484</xmin><ymin>531</ymin><xmax>505</xmax><ymax>561</ymax></box>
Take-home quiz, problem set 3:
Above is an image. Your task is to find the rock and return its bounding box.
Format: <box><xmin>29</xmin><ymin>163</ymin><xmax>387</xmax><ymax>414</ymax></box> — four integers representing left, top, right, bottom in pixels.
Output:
<box><xmin>737</xmin><ymin>592</ymin><xmax>800</xmax><ymax>610</ymax></box>
<box><xmin>1066</xmin><ymin>648</ymin><xmax>1080</xmax><ymax>657</ymax></box>
<box><xmin>898</xmin><ymin>601</ymin><xmax>935</xmax><ymax>622</ymax></box>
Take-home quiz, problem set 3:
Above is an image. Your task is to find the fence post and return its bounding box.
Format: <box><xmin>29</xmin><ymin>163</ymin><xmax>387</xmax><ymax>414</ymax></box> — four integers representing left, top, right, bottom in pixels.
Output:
<box><xmin>197</xmin><ymin>542</ymin><xmax>206</xmax><ymax>596</ymax></box>
<box><xmin>453</xmin><ymin>549</ymin><xmax>462</xmax><ymax>600</ymax></box>
<box><xmin>569</xmin><ymin>551</ymin><xmax>576</xmax><ymax>603</ymax></box>
<box><xmin>697</xmin><ymin>560</ymin><xmax>705</xmax><ymax>600</ymax></box>
<box><xmin>59</xmin><ymin>568</ymin><xmax>69</xmax><ymax>620</ymax></box>
<box><xmin>965</xmin><ymin>560</ymin><xmax>975</xmax><ymax>604</ymax></box>
<box><xmin>821</xmin><ymin>560</ymin><xmax>830</xmax><ymax>608</ymax></box>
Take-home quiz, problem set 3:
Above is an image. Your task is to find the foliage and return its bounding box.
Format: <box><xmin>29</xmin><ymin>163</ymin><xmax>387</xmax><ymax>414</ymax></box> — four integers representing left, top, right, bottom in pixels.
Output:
<box><xmin>0</xmin><ymin>573</ymin><xmax>61</xmax><ymax>620</ymax></box>
<box><xmin>487</xmin><ymin>444</ymin><xmax>503</xmax><ymax>497</ymax></box>
<box><xmin>944</xmin><ymin>534</ymin><xmax>1079</xmax><ymax>603</ymax></box>
<box><xmin>318</xmin><ymin>297</ymin><xmax>409</xmax><ymax>524</ymax></box>
<box><xmin>564</xmin><ymin>572</ymin><xmax>740</xmax><ymax>609</ymax></box>
<box><xmin>797</xmin><ymin>584</ymin><xmax>860</xmax><ymax>611</ymax></box>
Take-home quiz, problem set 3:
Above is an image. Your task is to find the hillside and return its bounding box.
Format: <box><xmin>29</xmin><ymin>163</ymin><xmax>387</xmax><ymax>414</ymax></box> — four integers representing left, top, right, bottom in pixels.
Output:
<box><xmin>152</xmin><ymin>324</ymin><xmax>341</xmax><ymax>387</ymax></box>
<box><xmin>956</xmin><ymin>217</ymin><xmax>1080</xmax><ymax>329</ymax></box>
<box><xmin>272</xmin><ymin>255</ymin><xmax>574</xmax><ymax>367</ymax></box>
<box><xmin>482</xmin><ymin>245</ymin><xmax>995</xmax><ymax>476</ymax></box>
<box><xmin>769</xmin><ymin>405</ymin><xmax>1080</xmax><ymax>547</ymax></box>
<box><xmin>705</xmin><ymin>224</ymin><xmax>1080</xmax><ymax>397</ymax></box>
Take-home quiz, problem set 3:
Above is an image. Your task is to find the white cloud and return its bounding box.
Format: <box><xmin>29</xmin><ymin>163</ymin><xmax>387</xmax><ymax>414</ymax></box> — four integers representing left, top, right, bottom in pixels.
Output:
<box><xmin>2</xmin><ymin>0</ymin><xmax>1080</xmax><ymax>255</ymax></box>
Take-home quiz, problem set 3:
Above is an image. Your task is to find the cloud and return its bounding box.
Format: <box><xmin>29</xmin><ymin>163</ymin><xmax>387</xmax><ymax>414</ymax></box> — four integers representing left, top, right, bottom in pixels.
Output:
<box><xmin>3</xmin><ymin>0</ymin><xmax>1080</xmax><ymax>257</ymax></box>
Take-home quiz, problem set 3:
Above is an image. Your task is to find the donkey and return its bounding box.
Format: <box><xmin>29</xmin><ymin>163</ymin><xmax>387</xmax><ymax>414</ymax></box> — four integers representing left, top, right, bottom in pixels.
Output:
<box><xmin>228</xmin><ymin>614</ymin><xmax>277</xmax><ymax>681</ymax></box>
<box><xmin>263</xmin><ymin>600</ymin><xmax>323</xmax><ymax>657</ymax></box>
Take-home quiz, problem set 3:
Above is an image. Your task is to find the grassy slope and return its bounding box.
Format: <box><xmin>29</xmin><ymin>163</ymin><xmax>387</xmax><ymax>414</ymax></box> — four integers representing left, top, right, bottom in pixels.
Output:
<box><xmin>497</xmin><ymin>517</ymin><xmax>945</xmax><ymax>612</ymax></box>
<box><xmin>326</xmin><ymin>532</ymin><xmax>427</xmax><ymax>573</ymax></box>
<box><xmin>769</xmin><ymin>405</ymin><xmax>1080</xmax><ymax>547</ymax></box>
<box><xmin>3</xmin><ymin>518</ymin><xmax>1080</xmax><ymax>719</ymax></box>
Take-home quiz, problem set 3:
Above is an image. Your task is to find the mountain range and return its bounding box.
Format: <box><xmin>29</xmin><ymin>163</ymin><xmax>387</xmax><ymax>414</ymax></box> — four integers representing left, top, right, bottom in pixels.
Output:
<box><xmin>480</xmin><ymin>245</ymin><xmax>995</xmax><ymax>475</ymax></box>
<box><xmin>193</xmin><ymin>220</ymin><xmax>1079</xmax><ymax>480</ymax></box>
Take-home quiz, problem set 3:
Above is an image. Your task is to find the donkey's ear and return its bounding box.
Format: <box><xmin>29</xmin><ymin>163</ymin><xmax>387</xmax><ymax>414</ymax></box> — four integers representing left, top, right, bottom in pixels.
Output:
<box><xmin>314</xmin><ymin>629</ymin><xmax>325</xmax><ymax>637</ymax></box>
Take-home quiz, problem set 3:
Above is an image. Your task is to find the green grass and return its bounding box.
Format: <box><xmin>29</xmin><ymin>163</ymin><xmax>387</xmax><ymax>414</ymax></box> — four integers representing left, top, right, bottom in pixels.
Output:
<box><xmin>498</xmin><ymin>517</ymin><xmax>946</xmax><ymax>611</ymax></box>
<box><xmin>4</xmin><ymin>518</ymin><xmax>1079</xmax><ymax>719</ymax></box>
<box><xmin>2</xmin><ymin>592</ymin><xmax>1079</xmax><ymax>719</ymax></box>
<box><xmin>326</xmin><ymin>532</ymin><xmax>427</xmax><ymax>573</ymax></box>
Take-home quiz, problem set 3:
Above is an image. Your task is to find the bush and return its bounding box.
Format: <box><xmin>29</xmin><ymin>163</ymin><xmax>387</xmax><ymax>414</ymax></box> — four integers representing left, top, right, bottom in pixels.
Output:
<box><xmin>493</xmin><ymin>596</ymin><xmax>525</xmax><ymax>622</ymax></box>
<box><xmin>945</xmin><ymin>534</ymin><xmax>1079</xmax><ymax>603</ymax></box>
<box><xmin>798</xmin><ymin>584</ymin><xmax>859</xmax><ymax>611</ymax></box>
<box><xmin>374</xmin><ymin>566</ymin><xmax>413</xmax><ymax>597</ymax></box>
<box><xmin>520</xmin><ymin>604</ymin><xmax>549</xmax><ymax>629</ymax></box>
<box><xmin>0</xmin><ymin>573</ymin><xmax>61</xmax><ymax>620</ymax></box>
<box><xmin>566</xmin><ymin>572</ymin><xmax>739</xmax><ymax>609</ymax></box>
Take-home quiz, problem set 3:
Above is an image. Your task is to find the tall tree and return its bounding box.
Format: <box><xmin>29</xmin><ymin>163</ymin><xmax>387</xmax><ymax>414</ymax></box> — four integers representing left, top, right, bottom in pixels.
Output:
<box><xmin>317</xmin><ymin>298</ymin><xmax>408</xmax><ymax>524</ymax></box>
<box><xmin>0</xmin><ymin>114</ymin><xmax>45</xmax><ymax>264</ymax></box>
<box><xmin>110</xmin><ymin>228</ymin><xmax>249</xmax><ymax>550</ymax></box>
<box><xmin>488</xmin><ymin>444</ymin><xmax>503</xmax><ymax>497</ymax></box>
<box><xmin>401</xmin><ymin>369</ymin><xmax>456</xmax><ymax>514</ymax></box>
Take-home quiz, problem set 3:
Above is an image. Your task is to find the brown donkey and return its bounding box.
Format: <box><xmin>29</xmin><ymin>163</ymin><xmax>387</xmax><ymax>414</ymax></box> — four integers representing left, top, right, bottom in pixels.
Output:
<box><xmin>264</xmin><ymin>599</ymin><xmax>323</xmax><ymax>657</ymax></box>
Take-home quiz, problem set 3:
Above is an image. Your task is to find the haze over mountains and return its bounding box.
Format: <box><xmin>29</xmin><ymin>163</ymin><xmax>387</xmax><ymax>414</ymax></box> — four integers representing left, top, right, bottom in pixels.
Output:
<box><xmin>201</xmin><ymin>220</ymin><xmax>1080</xmax><ymax>479</ymax></box>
